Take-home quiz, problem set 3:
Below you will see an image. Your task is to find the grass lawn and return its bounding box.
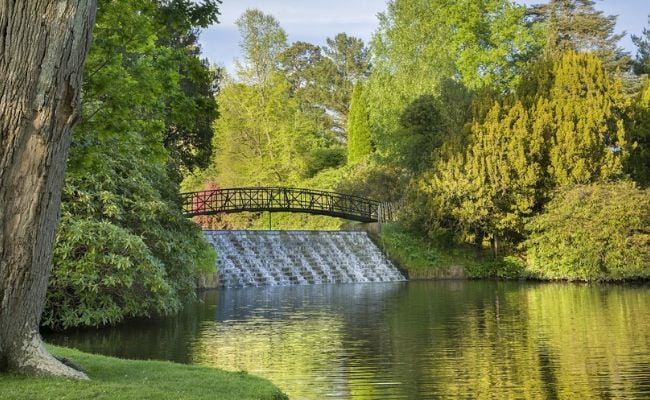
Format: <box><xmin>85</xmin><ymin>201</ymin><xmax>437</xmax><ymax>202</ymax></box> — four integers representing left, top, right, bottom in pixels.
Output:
<box><xmin>0</xmin><ymin>345</ymin><xmax>287</xmax><ymax>400</ymax></box>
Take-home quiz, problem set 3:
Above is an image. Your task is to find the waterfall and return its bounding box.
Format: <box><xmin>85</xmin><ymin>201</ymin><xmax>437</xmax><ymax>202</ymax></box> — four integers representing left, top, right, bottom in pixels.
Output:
<box><xmin>204</xmin><ymin>231</ymin><xmax>406</xmax><ymax>288</ymax></box>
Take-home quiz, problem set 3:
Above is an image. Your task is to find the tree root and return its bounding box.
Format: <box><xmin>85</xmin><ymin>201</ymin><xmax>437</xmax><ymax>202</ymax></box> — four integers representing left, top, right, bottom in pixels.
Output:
<box><xmin>11</xmin><ymin>334</ymin><xmax>88</xmax><ymax>379</ymax></box>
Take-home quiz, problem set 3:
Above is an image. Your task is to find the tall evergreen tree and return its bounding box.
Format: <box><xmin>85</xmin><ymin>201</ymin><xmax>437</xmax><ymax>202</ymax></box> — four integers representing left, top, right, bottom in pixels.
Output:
<box><xmin>632</xmin><ymin>16</ymin><xmax>650</xmax><ymax>75</ymax></box>
<box><xmin>543</xmin><ymin>51</ymin><xmax>629</xmax><ymax>185</ymax></box>
<box><xmin>527</xmin><ymin>0</ymin><xmax>628</xmax><ymax>70</ymax></box>
<box><xmin>347</xmin><ymin>82</ymin><xmax>373</xmax><ymax>164</ymax></box>
<box><xmin>430</xmin><ymin>100</ymin><xmax>544</xmax><ymax>251</ymax></box>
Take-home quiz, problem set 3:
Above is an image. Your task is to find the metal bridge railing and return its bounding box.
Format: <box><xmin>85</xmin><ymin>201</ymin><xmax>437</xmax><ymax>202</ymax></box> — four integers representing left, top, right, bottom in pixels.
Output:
<box><xmin>180</xmin><ymin>187</ymin><xmax>397</xmax><ymax>223</ymax></box>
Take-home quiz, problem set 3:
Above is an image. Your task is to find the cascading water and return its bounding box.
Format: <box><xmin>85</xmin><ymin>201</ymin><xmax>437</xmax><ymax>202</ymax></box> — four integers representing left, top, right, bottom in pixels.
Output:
<box><xmin>204</xmin><ymin>230</ymin><xmax>406</xmax><ymax>288</ymax></box>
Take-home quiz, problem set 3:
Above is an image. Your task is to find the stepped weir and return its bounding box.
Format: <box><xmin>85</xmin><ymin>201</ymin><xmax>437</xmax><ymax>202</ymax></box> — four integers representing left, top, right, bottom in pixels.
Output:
<box><xmin>205</xmin><ymin>230</ymin><xmax>406</xmax><ymax>288</ymax></box>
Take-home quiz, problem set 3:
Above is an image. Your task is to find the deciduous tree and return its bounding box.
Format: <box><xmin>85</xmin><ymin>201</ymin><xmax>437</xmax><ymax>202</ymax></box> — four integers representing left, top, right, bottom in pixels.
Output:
<box><xmin>235</xmin><ymin>9</ymin><xmax>288</xmax><ymax>85</ymax></box>
<box><xmin>0</xmin><ymin>0</ymin><xmax>97</xmax><ymax>378</ymax></box>
<box><xmin>323</xmin><ymin>33</ymin><xmax>371</xmax><ymax>132</ymax></box>
<box><xmin>366</xmin><ymin>0</ymin><xmax>538</xmax><ymax>154</ymax></box>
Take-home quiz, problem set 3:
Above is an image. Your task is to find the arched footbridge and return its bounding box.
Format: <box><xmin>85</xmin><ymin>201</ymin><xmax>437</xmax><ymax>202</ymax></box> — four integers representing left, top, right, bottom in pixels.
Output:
<box><xmin>180</xmin><ymin>187</ymin><xmax>396</xmax><ymax>223</ymax></box>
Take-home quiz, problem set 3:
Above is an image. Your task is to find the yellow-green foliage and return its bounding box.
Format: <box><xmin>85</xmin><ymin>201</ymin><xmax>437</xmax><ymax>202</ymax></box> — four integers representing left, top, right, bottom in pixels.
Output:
<box><xmin>0</xmin><ymin>345</ymin><xmax>287</xmax><ymax>400</ymax></box>
<box><xmin>213</xmin><ymin>76</ymin><xmax>316</xmax><ymax>187</ymax></box>
<box><xmin>543</xmin><ymin>51</ymin><xmax>629</xmax><ymax>185</ymax></box>
<box><xmin>430</xmin><ymin>100</ymin><xmax>544</xmax><ymax>241</ymax></box>
<box><xmin>524</xmin><ymin>182</ymin><xmax>650</xmax><ymax>281</ymax></box>
<box><xmin>426</xmin><ymin>51</ymin><xmax>631</xmax><ymax>246</ymax></box>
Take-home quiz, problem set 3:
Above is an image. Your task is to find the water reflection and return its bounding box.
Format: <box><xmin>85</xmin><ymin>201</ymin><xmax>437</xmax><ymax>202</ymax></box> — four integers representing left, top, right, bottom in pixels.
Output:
<box><xmin>45</xmin><ymin>281</ymin><xmax>650</xmax><ymax>399</ymax></box>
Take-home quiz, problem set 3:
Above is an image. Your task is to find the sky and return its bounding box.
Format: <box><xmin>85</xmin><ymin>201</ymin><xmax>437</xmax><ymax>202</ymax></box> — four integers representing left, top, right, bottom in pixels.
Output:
<box><xmin>198</xmin><ymin>0</ymin><xmax>650</xmax><ymax>74</ymax></box>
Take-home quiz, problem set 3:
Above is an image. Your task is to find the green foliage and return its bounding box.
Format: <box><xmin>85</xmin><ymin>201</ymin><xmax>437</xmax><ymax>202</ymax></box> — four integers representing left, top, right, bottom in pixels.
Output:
<box><xmin>279</xmin><ymin>42</ymin><xmax>336</xmax><ymax>113</ymax></box>
<box><xmin>0</xmin><ymin>345</ymin><xmax>287</xmax><ymax>400</ymax></box>
<box><xmin>527</xmin><ymin>0</ymin><xmax>628</xmax><ymax>71</ymax></box>
<box><xmin>523</xmin><ymin>182</ymin><xmax>650</xmax><ymax>281</ymax></box>
<box><xmin>429</xmin><ymin>100</ymin><xmax>544</xmax><ymax>246</ymax></box>
<box><xmin>632</xmin><ymin>17</ymin><xmax>650</xmax><ymax>75</ymax></box>
<box><xmin>235</xmin><ymin>9</ymin><xmax>288</xmax><ymax>85</ymax></box>
<box><xmin>213</xmin><ymin>75</ymin><xmax>318</xmax><ymax>186</ymax></box>
<box><xmin>305</xmin><ymin>147</ymin><xmax>346</xmax><ymax>178</ymax></box>
<box><xmin>47</xmin><ymin>0</ymin><xmax>217</xmax><ymax>329</ymax></box>
<box><xmin>366</xmin><ymin>0</ymin><xmax>539</xmax><ymax>149</ymax></box>
<box><xmin>46</xmin><ymin>220</ymin><xmax>176</xmax><ymax>330</ymax></box>
<box><xmin>425</xmin><ymin>51</ymin><xmax>630</xmax><ymax>249</ymax></box>
<box><xmin>347</xmin><ymin>82</ymin><xmax>373</xmax><ymax>164</ymax></box>
<box><xmin>156</xmin><ymin>0</ymin><xmax>221</xmax><ymax>174</ymax></box>
<box><xmin>48</xmin><ymin>136</ymin><xmax>215</xmax><ymax>329</ymax></box>
<box><xmin>336</xmin><ymin>161</ymin><xmax>406</xmax><ymax>203</ymax></box>
<box><xmin>627</xmin><ymin>80</ymin><xmax>650</xmax><ymax>186</ymax></box>
<box><xmin>394</xmin><ymin>95</ymin><xmax>448</xmax><ymax>173</ymax></box>
<box><xmin>377</xmin><ymin>224</ymin><xmax>508</xmax><ymax>279</ymax></box>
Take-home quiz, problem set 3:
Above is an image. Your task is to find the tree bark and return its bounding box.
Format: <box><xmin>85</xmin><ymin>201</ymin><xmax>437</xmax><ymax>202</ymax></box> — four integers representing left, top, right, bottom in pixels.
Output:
<box><xmin>0</xmin><ymin>0</ymin><xmax>96</xmax><ymax>378</ymax></box>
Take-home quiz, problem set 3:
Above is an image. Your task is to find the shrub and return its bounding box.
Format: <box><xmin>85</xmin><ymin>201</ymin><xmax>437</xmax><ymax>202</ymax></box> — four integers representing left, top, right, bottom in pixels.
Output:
<box><xmin>523</xmin><ymin>182</ymin><xmax>650</xmax><ymax>281</ymax></box>
<box><xmin>44</xmin><ymin>219</ymin><xmax>177</xmax><ymax>330</ymax></box>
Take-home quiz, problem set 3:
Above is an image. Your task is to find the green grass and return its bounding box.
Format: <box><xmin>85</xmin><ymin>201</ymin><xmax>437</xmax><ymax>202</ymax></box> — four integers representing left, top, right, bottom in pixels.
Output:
<box><xmin>0</xmin><ymin>345</ymin><xmax>288</xmax><ymax>400</ymax></box>
<box><xmin>378</xmin><ymin>224</ymin><xmax>501</xmax><ymax>279</ymax></box>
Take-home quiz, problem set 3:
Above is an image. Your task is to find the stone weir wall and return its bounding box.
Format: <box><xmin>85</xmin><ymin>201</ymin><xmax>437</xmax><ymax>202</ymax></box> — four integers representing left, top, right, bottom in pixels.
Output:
<box><xmin>198</xmin><ymin>230</ymin><xmax>406</xmax><ymax>289</ymax></box>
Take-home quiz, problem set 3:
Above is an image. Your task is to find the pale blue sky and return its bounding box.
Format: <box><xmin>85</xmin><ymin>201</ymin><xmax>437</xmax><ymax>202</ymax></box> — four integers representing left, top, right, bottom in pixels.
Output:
<box><xmin>198</xmin><ymin>0</ymin><xmax>650</xmax><ymax>73</ymax></box>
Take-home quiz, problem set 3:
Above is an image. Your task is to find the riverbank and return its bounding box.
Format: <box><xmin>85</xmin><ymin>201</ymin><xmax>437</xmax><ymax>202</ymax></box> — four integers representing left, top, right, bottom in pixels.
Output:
<box><xmin>0</xmin><ymin>345</ymin><xmax>287</xmax><ymax>400</ymax></box>
<box><xmin>376</xmin><ymin>224</ymin><xmax>522</xmax><ymax>279</ymax></box>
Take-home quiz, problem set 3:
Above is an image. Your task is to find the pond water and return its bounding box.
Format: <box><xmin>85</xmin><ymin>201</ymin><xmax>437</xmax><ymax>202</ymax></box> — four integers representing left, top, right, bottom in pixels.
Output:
<box><xmin>46</xmin><ymin>281</ymin><xmax>650</xmax><ymax>399</ymax></box>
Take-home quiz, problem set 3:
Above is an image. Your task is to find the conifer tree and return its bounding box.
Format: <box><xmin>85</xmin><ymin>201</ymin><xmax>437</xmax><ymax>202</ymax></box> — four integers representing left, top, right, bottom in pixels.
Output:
<box><xmin>527</xmin><ymin>0</ymin><xmax>628</xmax><ymax>70</ymax></box>
<box><xmin>430</xmin><ymin>100</ymin><xmax>544</xmax><ymax>252</ymax></box>
<box><xmin>632</xmin><ymin>16</ymin><xmax>650</xmax><ymax>75</ymax></box>
<box><xmin>347</xmin><ymin>82</ymin><xmax>373</xmax><ymax>164</ymax></box>
<box><xmin>542</xmin><ymin>52</ymin><xmax>629</xmax><ymax>185</ymax></box>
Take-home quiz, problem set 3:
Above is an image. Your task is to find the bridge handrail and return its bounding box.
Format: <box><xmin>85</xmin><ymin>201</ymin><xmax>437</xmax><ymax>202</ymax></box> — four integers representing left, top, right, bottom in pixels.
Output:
<box><xmin>180</xmin><ymin>186</ymin><xmax>396</xmax><ymax>223</ymax></box>
<box><xmin>182</xmin><ymin>186</ymin><xmax>380</xmax><ymax>205</ymax></box>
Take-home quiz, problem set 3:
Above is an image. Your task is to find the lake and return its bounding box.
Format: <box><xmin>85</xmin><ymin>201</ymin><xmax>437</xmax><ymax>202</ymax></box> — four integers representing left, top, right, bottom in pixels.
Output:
<box><xmin>46</xmin><ymin>281</ymin><xmax>650</xmax><ymax>399</ymax></box>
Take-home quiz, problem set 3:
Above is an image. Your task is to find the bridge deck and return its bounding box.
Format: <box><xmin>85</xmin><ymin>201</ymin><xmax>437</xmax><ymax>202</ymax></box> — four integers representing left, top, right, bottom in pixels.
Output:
<box><xmin>180</xmin><ymin>187</ymin><xmax>394</xmax><ymax>223</ymax></box>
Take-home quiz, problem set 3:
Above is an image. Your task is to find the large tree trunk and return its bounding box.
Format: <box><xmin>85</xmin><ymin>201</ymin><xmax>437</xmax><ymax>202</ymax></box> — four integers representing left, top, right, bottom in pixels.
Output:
<box><xmin>0</xmin><ymin>0</ymin><xmax>96</xmax><ymax>378</ymax></box>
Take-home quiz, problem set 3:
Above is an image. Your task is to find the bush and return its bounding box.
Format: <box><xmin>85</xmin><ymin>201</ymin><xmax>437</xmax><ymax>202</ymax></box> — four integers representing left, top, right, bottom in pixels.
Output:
<box><xmin>523</xmin><ymin>182</ymin><xmax>650</xmax><ymax>281</ymax></box>
<box><xmin>44</xmin><ymin>219</ymin><xmax>177</xmax><ymax>330</ymax></box>
<box><xmin>45</xmin><ymin>142</ymin><xmax>216</xmax><ymax>330</ymax></box>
